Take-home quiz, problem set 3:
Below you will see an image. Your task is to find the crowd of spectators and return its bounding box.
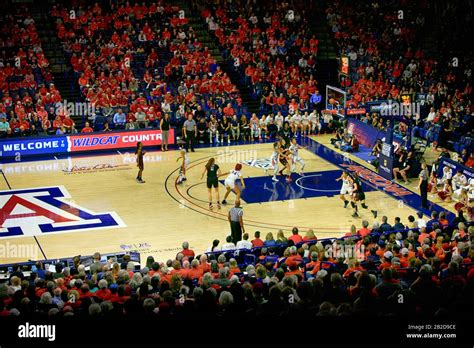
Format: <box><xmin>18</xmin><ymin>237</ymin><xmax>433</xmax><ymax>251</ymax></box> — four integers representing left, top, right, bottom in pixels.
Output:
<box><xmin>0</xmin><ymin>5</ymin><xmax>67</xmax><ymax>138</ymax></box>
<box><xmin>50</xmin><ymin>1</ymin><xmax>246</xmax><ymax>134</ymax></box>
<box><xmin>1</xmin><ymin>208</ymin><xmax>472</xmax><ymax>319</ymax></box>
<box><xmin>199</xmin><ymin>0</ymin><xmax>323</xmax><ymax>115</ymax></box>
<box><xmin>327</xmin><ymin>0</ymin><xmax>473</xmax><ymax>158</ymax></box>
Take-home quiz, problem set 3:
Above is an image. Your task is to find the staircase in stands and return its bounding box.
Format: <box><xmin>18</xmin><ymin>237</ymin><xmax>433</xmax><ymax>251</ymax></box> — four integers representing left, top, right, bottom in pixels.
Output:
<box><xmin>176</xmin><ymin>0</ymin><xmax>260</xmax><ymax>114</ymax></box>
<box><xmin>31</xmin><ymin>5</ymin><xmax>84</xmax><ymax>126</ymax></box>
<box><xmin>309</xmin><ymin>2</ymin><xmax>339</xmax><ymax>102</ymax></box>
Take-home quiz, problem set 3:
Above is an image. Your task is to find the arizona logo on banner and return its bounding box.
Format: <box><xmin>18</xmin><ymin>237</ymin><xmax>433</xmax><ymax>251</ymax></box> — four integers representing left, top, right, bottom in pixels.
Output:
<box><xmin>0</xmin><ymin>186</ymin><xmax>126</xmax><ymax>238</ymax></box>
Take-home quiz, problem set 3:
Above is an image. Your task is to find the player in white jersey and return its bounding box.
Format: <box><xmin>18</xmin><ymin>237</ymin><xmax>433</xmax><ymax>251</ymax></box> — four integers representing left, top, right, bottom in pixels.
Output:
<box><xmin>336</xmin><ymin>170</ymin><xmax>353</xmax><ymax>208</ymax></box>
<box><xmin>222</xmin><ymin>163</ymin><xmax>245</xmax><ymax>204</ymax></box>
<box><xmin>265</xmin><ymin>114</ymin><xmax>273</xmax><ymax>125</ymax></box>
<box><xmin>250</xmin><ymin>114</ymin><xmax>265</xmax><ymax>141</ymax></box>
<box><xmin>452</xmin><ymin>170</ymin><xmax>467</xmax><ymax>191</ymax></box>
<box><xmin>209</xmin><ymin>116</ymin><xmax>218</xmax><ymax>143</ymax></box>
<box><xmin>301</xmin><ymin>112</ymin><xmax>310</xmax><ymax>137</ymax></box>
<box><xmin>290</xmin><ymin>113</ymin><xmax>302</xmax><ymax>136</ymax></box>
<box><xmin>268</xmin><ymin>141</ymin><xmax>280</xmax><ymax>182</ymax></box>
<box><xmin>176</xmin><ymin>144</ymin><xmax>190</xmax><ymax>184</ymax></box>
<box><xmin>289</xmin><ymin>138</ymin><xmax>305</xmax><ymax>174</ymax></box>
<box><xmin>309</xmin><ymin>111</ymin><xmax>320</xmax><ymax>135</ymax></box>
<box><xmin>274</xmin><ymin>112</ymin><xmax>284</xmax><ymax>130</ymax></box>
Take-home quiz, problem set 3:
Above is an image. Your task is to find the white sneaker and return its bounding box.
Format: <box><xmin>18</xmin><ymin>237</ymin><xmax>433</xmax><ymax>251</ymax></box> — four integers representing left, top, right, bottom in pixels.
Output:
<box><xmin>272</xmin><ymin>176</ymin><xmax>278</xmax><ymax>182</ymax></box>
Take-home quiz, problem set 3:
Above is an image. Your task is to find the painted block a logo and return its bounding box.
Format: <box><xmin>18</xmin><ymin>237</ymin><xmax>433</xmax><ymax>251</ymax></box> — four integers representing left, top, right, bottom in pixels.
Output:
<box><xmin>0</xmin><ymin>186</ymin><xmax>125</xmax><ymax>238</ymax></box>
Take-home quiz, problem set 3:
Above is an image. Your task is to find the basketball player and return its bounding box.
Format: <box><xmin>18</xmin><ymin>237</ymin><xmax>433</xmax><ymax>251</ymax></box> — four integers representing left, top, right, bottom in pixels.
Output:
<box><xmin>268</xmin><ymin>141</ymin><xmax>281</xmax><ymax>182</ymax></box>
<box><xmin>285</xmin><ymin>113</ymin><xmax>294</xmax><ymax>132</ymax></box>
<box><xmin>277</xmin><ymin>137</ymin><xmax>292</xmax><ymax>182</ymax></box>
<box><xmin>250</xmin><ymin>113</ymin><xmax>260</xmax><ymax>141</ymax></box>
<box><xmin>201</xmin><ymin>158</ymin><xmax>222</xmax><ymax>210</ymax></box>
<box><xmin>176</xmin><ymin>142</ymin><xmax>190</xmax><ymax>184</ymax></box>
<box><xmin>135</xmin><ymin>142</ymin><xmax>145</xmax><ymax>183</ymax></box>
<box><xmin>289</xmin><ymin>138</ymin><xmax>306</xmax><ymax>175</ymax></box>
<box><xmin>350</xmin><ymin>172</ymin><xmax>368</xmax><ymax>217</ymax></box>
<box><xmin>336</xmin><ymin>170</ymin><xmax>353</xmax><ymax>208</ymax></box>
<box><xmin>454</xmin><ymin>180</ymin><xmax>473</xmax><ymax>216</ymax></box>
<box><xmin>291</xmin><ymin>112</ymin><xmax>302</xmax><ymax>136</ymax></box>
<box><xmin>274</xmin><ymin>112</ymin><xmax>284</xmax><ymax>130</ymax></box>
<box><xmin>259</xmin><ymin>114</ymin><xmax>268</xmax><ymax>140</ymax></box>
<box><xmin>301</xmin><ymin>112</ymin><xmax>310</xmax><ymax>137</ymax></box>
<box><xmin>222</xmin><ymin>163</ymin><xmax>245</xmax><ymax>204</ymax></box>
<box><xmin>208</xmin><ymin>116</ymin><xmax>219</xmax><ymax>143</ymax></box>
<box><xmin>309</xmin><ymin>110</ymin><xmax>320</xmax><ymax>135</ymax></box>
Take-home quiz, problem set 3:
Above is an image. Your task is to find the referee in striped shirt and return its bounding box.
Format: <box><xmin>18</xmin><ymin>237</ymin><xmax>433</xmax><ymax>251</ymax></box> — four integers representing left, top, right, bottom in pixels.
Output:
<box><xmin>228</xmin><ymin>200</ymin><xmax>244</xmax><ymax>243</ymax></box>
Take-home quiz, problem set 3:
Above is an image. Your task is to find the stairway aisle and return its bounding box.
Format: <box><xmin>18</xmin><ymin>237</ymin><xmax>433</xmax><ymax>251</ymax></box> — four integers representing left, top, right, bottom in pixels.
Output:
<box><xmin>176</xmin><ymin>0</ymin><xmax>260</xmax><ymax>114</ymax></box>
<box><xmin>309</xmin><ymin>2</ymin><xmax>340</xmax><ymax>101</ymax></box>
<box><xmin>31</xmin><ymin>7</ymin><xmax>83</xmax><ymax>125</ymax></box>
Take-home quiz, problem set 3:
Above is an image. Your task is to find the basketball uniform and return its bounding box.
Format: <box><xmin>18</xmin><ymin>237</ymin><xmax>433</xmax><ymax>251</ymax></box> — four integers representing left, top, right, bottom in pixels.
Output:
<box><xmin>225</xmin><ymin>169</ymin><xmax>242</xmax><ymax>188</ymax></box>
<box><xmin>207</xmin><ymin>164</ymin><xmax>219</xmax><ymax>188</ymax></box>
<box><xmin>289</xmin><ymin>143</ymin><xmax>305</xmax><ymax>172</ymax></box>
<box><xmin>340</xmin><ymin>176</ymin><xmax>353</xmax><ymax>195</ymax></box>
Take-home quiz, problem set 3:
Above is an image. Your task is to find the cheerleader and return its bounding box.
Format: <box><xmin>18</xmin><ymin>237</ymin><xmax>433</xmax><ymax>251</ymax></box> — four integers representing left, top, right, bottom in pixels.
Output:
<box><xmin>438</xmin><ymin>179</ymin><xmax>453</xmax><ymax>202</ymax></box>
<box><xmin>289</xmin><ymin>138</ymin><xmax>305</xmax><ymax>175</ymax></box>
<box><xmin>454</xmin><ymin>183</ymin><xmax>472</xmax><ymax>219</ymax></box>
<box><xmin>222</xmin><ymin>163</ymin><xmax>245</xmax><ymax>204</ymax></box>
<box><xmin>176</xmin><ymin>143</ymin><xmax>190</xmax><ymax>184</ymax></box>
<box><xmin>428</xmin><ymin>171</ymin><xmax>438</xmax><ymax>193</ymax></box>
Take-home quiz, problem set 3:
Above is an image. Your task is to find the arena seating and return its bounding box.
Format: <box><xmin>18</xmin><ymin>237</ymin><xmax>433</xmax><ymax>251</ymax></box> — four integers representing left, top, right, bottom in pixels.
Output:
<box><xmin>0</xmin><ymin>5</ymin><xmax>62</xmax><ymax>138</ymax></box>
<box><xmin>1</xmin><ymin>209</ymin><xmax>472</xmax><ymax>318</ymax></box>
<box><xmin>200</xmin><ymin>0</ymin><xmax>320</xmax><ymax>115</ymax></box>
<box><xmin>50</xmin><ymin>1</ymin><xmax>245</xmax><ymax>132</ymax></box>
<box><xmin>327</xmin><ymin>0</ymin><xmax>473</xmax><ymax>155</ymax></box>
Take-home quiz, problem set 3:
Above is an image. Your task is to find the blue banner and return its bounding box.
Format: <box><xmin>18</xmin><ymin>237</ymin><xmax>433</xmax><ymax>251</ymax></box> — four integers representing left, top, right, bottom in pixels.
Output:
<box><xmin>437</xmin><ymin>157</ymin><xmax>474</xmax><ymax>182</ymax></box>
<box><xmin>347</xmin><ymin>119</ymin><xmax>404</xmax><ymax>149</ymax></box>
<box><xmin>0</xmin><ymin>136</ymin><xmax>68</xmax><ymax>158</ymax></box>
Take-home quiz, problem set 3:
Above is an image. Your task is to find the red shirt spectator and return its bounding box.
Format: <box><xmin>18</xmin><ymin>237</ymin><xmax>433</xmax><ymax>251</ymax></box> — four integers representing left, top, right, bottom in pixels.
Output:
<box><xmin>288</xmin><ymin>228</ymin><xmax>303</xmax><ymax>245</ymax></box>
<box><xmin>81</xmin><ymin>122</ymin><xmax>93</xmax><ymax>133</ymax></box>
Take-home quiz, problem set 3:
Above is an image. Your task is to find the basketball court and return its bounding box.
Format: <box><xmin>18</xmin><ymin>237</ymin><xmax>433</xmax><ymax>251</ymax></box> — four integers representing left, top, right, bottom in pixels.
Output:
<box><xmin>0</xmin><ymin>136</ymin><xmax>455</xmax><ymax>264</ymax></box>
